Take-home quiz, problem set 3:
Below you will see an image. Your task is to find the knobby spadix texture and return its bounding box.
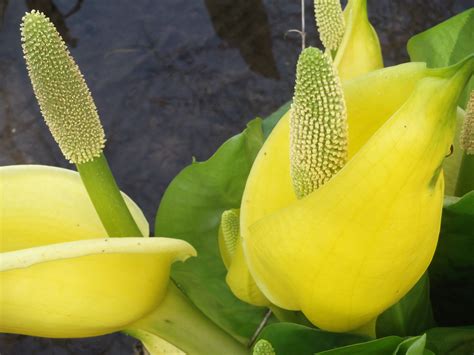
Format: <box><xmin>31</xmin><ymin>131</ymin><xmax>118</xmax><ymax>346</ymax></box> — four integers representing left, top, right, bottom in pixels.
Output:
<box><xmin>241</xmin><ymin>58</ymin><xmax>474</xmax><ymax>331</ymax></box>
<box><xmin>219</xmin><ymin>209</ymin><xmax>240</xmax><ymax>262</ymax></box>
<box><xmin>461</xmin><ymin>90</ymin><xmax>474</xmax><ymax>154</ymax></box>
<box><xmin>218</xmin><ymin>209</ymin><xmax>269</xmax><ymax>306</ymax></box>
<box><xmin>253</xmin><ymin>339</ymin><xmax>276</xmax><ymax>355</ymax></box>
<box><xmin>290</xmin><ymin>47</ymin><xmax>347</xmax><ymax>198</ymax></box>
<box><xmin>21</xmin><ymin>11</ymin><xmax>105</xmax><ymax>164</ymax></box>
<box><xmin>314</xmin><ymin>0</ymin><xmax>345</xmax><ymax>51</ymax></box>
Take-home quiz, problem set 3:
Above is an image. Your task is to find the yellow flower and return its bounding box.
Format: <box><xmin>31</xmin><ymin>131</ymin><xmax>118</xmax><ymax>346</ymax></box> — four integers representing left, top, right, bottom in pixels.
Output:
<box><xmin>220</xmin><ymin>0</ymin><xmax>383</xmax><ymax>306</ymax></box>
<box><xmin>334</xmin><ymin>0</ymin><xmax>383</xmax><ymax>81</ymax></box>
<box><xmin>0</xmin><ymin>165</ymin><xmax>195</xmax><ymax>338</ymax></box>
<box><xmin>240</xmin><ymin>57</ymin><xmax>473</xmax><ymax>332</ymax></box>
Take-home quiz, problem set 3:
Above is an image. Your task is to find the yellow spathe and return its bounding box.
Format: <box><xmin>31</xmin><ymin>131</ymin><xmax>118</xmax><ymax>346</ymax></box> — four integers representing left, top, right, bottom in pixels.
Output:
<box><xmin>241</xmin><ymin>60</ymin><xmax>472</xmax><ymax>331</ymax></box>
<box><xmin>335</xmin><ymin>0</ymin><xmax>383</xmax><ymax>81</ymax></box>
<box><xmin>236</xmin><ymin>62</ymin><xmax>429</xmax><ymax>308</ymax></box>
<box><xmin>0</xmin><ymin>165</ymin><xmax>195</xmax><ymax>338</ymax></box>
<box><xmin>241</xmin><ymin>62</ymin><xmax>430</xmax><ymax>254</ymax></box>
<box><xmin>222</xmin><ymin>0</ymin><xmax>384</xmax><ymax>308</ymax></box>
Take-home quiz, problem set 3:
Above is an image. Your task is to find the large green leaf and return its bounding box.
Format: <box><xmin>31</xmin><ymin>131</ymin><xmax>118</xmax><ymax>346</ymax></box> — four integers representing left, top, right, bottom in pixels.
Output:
<box><xmin>255</xmin><ymin>323</ymin><xmax>369</xmax><ymax>355</ymax></box>
<box><xmin>394</xmin><ymin>335</ymin><xmax>433</xmax><ymax>355</ymax></box>
<box><xmin>407</xmin><ymin>9</ymin><xmax>474</xmax><ymax>194</ymax></box>
<box><xmin>316</xmin><ymin>336</ymin><xmax>404</xmax><ymax>354</ymax></box>
<box><xmin>429</xmin><ymin>192</ymin><xmax>474</xmax><ymax>326</ymax></box>
<box><xmin>155</xmin><ymin>118</ymin><xmax>267</xmax><ymax>342</ymax></box>
<box><xmin>407</xmin><ymin>8</ymin><xmax>474</xmax><ymax>67</ymax></box>
<box><xmin>407</xmin><ymin>8</ymin><xmax>474</xmax><ymax>108</ymax></box>
<box><xmin>425</xmin><ymin>327</ymin><xmax>474</xmax><ymax>355</ymax></box>
<box><xmin>376</xmin><ymin>273</ymin><xmax>435</xmax><ymax>337</ymax></box>
<box><xmin>316</xmin><ymin>335</ymin><xmax>434</xmax><ymax>355</ymax></box>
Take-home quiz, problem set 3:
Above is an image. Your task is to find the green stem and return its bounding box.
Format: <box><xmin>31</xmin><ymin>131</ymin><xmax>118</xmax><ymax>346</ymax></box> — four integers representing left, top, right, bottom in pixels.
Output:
<box><xmin>125</xmin><ymin>283</ymin><xmax>248</xmax><ymax>355</ymax></box>
<box><xmin>390</xmin><ymin>302</ymin><xmax>408</xmax><ymax>336</ymax></box>
<box><xmin>352</xmin><ymin>318</ymin><xmax>376</xmax><ymax>339</ymax></box>
<box><xmin>455</xmin><ymin>152</ymin><xmax>474</xmax><ymax>196</ymax></box>
<box><xmin>269</xmin><ymin>305</ymin><xmax>313</xmax><ymax>327</ymax></box>
<box><xmin>76</xmin><ymin>153</ymin><xmax>142</xmax><ymax>237</ymax></box>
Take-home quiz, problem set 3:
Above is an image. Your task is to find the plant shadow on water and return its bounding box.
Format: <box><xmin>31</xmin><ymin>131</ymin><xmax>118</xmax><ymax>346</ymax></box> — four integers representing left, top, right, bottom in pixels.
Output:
<box><xmin>0</xmin><ymin>0</ymin><xmax>472</xmax><ymax>353</ymax></box>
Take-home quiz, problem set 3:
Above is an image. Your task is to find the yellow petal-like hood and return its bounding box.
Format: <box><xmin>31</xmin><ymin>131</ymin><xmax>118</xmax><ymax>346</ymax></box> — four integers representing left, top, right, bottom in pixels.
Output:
<box><xmin>335</xmin><ymin>0</ymin><xmax>383</xmax><ymax>81</ymax></box>
<box><xmin>226</xmin><ymin>240</ymin><xmax>269</xmax><ymax>306</ymax></box>
<box><xmin>1</xmin><ymin>165</ymin><xmax>149</xmax><ymax>251</ymax></box>
<box><xmin>0</xmin><ymin>165</ymin><xmax>196</xmax><ymax>338</ymax></box>
<box><xmin>240</xmin><ymin>63</ymin><xmax>431</xmax><ymax>309</ymax></box>
<box><xmin>224</xmin><ymin>1</ymin><xmax>386</xmax><ymax>306</ymax></box>
<box><xmin>241</xmin><ymin>62</ymin><xmax>431</xmax><ymax>251</ymax></box>
<box><xmin>244</xmin><ymin>60</ymin><xmax>473</xmax><ymax>331</ymax></box>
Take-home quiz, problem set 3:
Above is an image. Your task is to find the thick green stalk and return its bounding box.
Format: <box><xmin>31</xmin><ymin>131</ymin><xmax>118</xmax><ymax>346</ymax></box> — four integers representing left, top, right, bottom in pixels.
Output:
<box><xmin>352</xmin><ymin>319</ymin><xmax>376</xmax><ymax>339</ymax></box>
<box><xmin>455</xmin><ymin>153</ymin><xmax>474</xmax><ymax>196</ymax></box>
<box><xmin>76</xmin><ymin>154</ymin><xmax>143</xmax><ymax>237</ymax></box>
<box><xmin>125</xmin><ymin>283</ymin><xmax>248</xmax><ymax>355</ymax></box>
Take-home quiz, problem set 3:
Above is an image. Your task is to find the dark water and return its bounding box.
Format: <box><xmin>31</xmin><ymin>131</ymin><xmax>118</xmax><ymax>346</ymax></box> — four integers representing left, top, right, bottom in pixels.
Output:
<box><xmin>0</xmin><ymin>0</ymin><xmax>471</xmax><ymax>353</ymax></box>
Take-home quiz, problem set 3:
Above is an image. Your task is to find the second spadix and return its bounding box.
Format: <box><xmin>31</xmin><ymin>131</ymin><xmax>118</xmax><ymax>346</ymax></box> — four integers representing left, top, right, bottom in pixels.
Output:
<box><xmin>290</xmin><ymin>47</ymin><xmax>347</xmax><ymax>198</ymax></box>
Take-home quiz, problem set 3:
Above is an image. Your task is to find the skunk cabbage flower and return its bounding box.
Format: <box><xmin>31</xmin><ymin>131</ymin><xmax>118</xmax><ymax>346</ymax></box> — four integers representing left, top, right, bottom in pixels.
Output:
<box><xmin>240</xmin><ymin>52</ymin><xmax>473</xmax><ymax>332</ymax></box>
<box><xmin>220</xmin><ymin>0</ymin><xmax>383</xmax><ymax>307</ymax></box>
<box><xmin>0</xmin><ymin>165</ymin><xmax>195</xmax><ymax>338</ymax></box>
<box><xmin>223</xmin><ymin>60</ymin><xmax>429</xmax><ymax>308</ymax></box>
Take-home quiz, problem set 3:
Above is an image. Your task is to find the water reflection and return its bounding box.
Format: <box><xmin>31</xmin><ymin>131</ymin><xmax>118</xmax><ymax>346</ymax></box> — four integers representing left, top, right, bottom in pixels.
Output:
<box><xmin>205</xmin><ymin>0</ymin><xmax>279</xmax><ymax>79</ymax></box>
<box><xmin>0</xmin><ymin>0</ymin><xmax>7</xmax><ymax>27</ymax></box>
<box><xmin>25</xmin><ymin>0</ymin><xmax>84</xmax><ymax>47</ymax></box>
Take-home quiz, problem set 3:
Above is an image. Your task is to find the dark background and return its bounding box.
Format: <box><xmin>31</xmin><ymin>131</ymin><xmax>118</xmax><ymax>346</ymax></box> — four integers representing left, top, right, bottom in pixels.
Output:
<box><xmin>0</xmin><ymin>0</ymin><xmax>471</xmax><ymax>353</ymax></box>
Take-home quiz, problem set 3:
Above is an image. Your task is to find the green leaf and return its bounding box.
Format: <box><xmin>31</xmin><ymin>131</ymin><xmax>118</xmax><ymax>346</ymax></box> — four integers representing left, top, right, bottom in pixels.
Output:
<box><xmin>429</xmin><ymin>192</ymin><xmax>474</xmax><ymax>326</ymax></box>
<box><xmin>394</xmin><ymin>335</ymin><xmax>432</xmax><ymax>355</ymax></box>
<box><xmin>425</xmin><ymin>327</ymin><xmax>474</xmax><ymax>355</ymax></box>
<box><xmin>261</xmin><ymin>101</ymin><xmax>290</xmax><ymax>138</ymax></box>
<box><xmin>407</xmin><ymin>8</ymin><xmax>474</xmax><ymax>68</ymax></box>
<box><xmin>256</xmin><ymin>323</ymin><xmax>369</xmax><ymax>355</ymax></box>
<box><xmin>376</xmin><ymin>273</ymin><xmax>435</xmax><ymax>337</ymax></box>
<box><xmin>316</xmin><ymin>337</ymin><xmax>404</xmax><ymax>355</ymax></box>
<box><xmin>155</xmin><ymin>118</ymin><xmax>268</xmax><ymax>342</ymax></box>
<box><xmin>407</xmin><ymin>8</ymin><xmax>474</xmax><ymax>108</ymax></box>
<box><xmin>407</xmin><ymin>9</ymin><xmax>474</xmax><ymax>193</ymax></box>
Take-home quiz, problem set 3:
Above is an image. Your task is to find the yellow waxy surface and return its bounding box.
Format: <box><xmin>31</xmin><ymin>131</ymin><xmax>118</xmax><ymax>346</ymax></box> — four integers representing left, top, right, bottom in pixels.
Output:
<box><xmin>241</xmin><ymin>62</ymin><xmax>430</xmax><ymax>255</ymax></box>
<box><xmin>0</xmin><ymin>165</ymin><xmax>195</xmax><ymax>338</ymax></box>
<box><xmin>224</xmin><ymin>0</ymin><xmax>385</xmax><ymax>308</ymax></box>
<box><xmin>335</xmin><ymin>0</ymin><xmax>383</xmax><ymax>81</ymax></box>
<box><xmin>241</xmin><ymin>60</ymin><xmax>472</xmax><ymax>331</ymax></box>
